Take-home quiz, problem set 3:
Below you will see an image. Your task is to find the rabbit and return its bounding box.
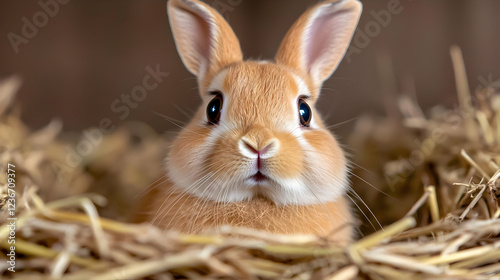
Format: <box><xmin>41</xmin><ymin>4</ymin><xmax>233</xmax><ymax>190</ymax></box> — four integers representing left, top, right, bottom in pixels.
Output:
<box><xmin>135</xmin><ymin>0</ymin><xmax>362</xmax><ymax>244</ymax></box>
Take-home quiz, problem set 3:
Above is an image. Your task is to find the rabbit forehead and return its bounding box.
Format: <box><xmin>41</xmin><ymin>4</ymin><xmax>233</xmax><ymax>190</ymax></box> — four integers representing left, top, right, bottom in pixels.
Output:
<box><xmin>211</xmin><ymin>61</ymin><xmax>311</xmax><ymax>126</ymax></box>
<box><xmin>224</xmin><ymin>61</ymin><xmax>297</xmax><ymax>94</ymax></box>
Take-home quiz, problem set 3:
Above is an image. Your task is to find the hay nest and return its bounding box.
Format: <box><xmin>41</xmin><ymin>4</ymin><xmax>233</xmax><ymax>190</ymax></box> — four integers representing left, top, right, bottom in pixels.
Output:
<box><xmin>1</xmin><ymin>48</ymin><xmax>499</xmax><ymax>279</ymax></box>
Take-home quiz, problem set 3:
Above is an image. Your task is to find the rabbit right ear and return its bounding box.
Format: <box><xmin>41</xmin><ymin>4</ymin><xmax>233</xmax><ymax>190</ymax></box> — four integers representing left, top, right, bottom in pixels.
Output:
<box><xmin>276</xmin><ymin>0</ymin><xmax>362</xmax><ymax>90</ymax></box>
<box><xmin>167</xmin><ymin>0</ymin><xmax>243</xmax><ymax>81</ymax></box>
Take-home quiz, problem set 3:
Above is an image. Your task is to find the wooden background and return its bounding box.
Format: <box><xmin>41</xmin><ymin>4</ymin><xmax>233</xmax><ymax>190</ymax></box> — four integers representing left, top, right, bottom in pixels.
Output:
<box><xmin>0</xmin><ymin>0</ymin><xmax>499</xmax><ymax>136</ymax></box>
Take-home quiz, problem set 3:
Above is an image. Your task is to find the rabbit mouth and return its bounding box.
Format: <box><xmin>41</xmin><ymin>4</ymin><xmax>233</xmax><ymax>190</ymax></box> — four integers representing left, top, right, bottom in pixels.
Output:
<box><xmin>251</xmin><ymin>171</ymin><xmax>269</xmax><ymax>182</ymax></box>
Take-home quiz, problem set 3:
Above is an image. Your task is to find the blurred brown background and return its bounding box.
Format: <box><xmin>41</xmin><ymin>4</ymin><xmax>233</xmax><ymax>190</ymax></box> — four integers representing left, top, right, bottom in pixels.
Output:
<box><xmin>0</xmin><ymin>0</ymin><xmax>499</xmax><ymax>136</ymax></box>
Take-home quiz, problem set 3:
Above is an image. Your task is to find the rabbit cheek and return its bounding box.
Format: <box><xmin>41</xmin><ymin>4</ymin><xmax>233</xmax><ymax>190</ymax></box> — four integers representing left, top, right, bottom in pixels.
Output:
<box><xmin>167</xmin><ymin>125</ymin><xmax>214</xmax><ymax>189</ymax></box>
<box><xmin>303</xmin><ymin>130</ymin><xmax>346</xmax><ymax>167</ymax></box>
<box><xmin>205</xmin><ymin>131</ymin><xmax>246</xmax><ymax>179</ymax></box>
<box><xmin>302</xmin><ymin>130</ymin><xmax>348</xmax><ymax>187</ymax></box>
<box><xmin>269</xmin><ymin>131</ymin><xmax>305</xmax><ymax>179</ymax></box>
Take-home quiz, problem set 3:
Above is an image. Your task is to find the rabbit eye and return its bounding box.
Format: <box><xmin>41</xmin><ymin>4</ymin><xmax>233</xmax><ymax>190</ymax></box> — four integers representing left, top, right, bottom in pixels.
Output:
<box><xmin>207</xmin><ymin>93</ymin><xmax>223</xmax><ymax>125</ymax></box>
<box><xmin>298</xmin><ymin>98</ymin><xmax>311</xmax><ymax>127</ymax></box>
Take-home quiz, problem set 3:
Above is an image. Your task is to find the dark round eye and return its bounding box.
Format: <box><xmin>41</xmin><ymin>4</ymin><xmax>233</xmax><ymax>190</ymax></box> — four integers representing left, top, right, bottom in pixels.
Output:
<box><xmin>298</xmin><ymin>98</ymin><xmax>312</xmax><ymax>127</ymax></box>
<box><xmin>207</xmin><ymin>94</ymin><xmax>223</xmax><ymax>125</ymax></box>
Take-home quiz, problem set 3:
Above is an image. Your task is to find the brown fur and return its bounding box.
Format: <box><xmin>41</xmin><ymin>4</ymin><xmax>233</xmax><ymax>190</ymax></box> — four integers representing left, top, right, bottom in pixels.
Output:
<box><xmin>135</xmin><ymin>178</ymin><xmax>354</xmax><ymax>245</ymax></box>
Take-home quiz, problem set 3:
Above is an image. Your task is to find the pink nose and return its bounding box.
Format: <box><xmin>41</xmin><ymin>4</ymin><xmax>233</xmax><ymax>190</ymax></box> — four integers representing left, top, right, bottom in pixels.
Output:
<box><xmin>241</xmin><ymin>140</ymin><xmax>274</xmax><ymax>156</ymax></box>
<box><xmin>238</xmin><ymin>137</ymin><xmax>279</xmax><ymax>169</ymax></box>
<box><xmin>240</xmin><ymin>139</ymin><xmax>276</xmax><ymax>170</ymax></box>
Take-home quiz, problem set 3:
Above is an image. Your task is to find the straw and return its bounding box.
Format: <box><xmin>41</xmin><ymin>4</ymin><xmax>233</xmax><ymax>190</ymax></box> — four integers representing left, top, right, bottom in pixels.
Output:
<box><xmin>1</xmin><ymin>44</ymin><xmax>500</xmax><ymax>279</ymax></box>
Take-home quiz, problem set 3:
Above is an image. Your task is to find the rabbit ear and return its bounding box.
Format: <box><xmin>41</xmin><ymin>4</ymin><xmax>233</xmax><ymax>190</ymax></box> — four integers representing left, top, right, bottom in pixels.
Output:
<box><xmin>276</xmin><ymin>0</ymin><xmax>362</xmax><ymax>88</ymax></box>
<box><xmin>167</xmin><ymin>0</ymin><xmax>243</xmax><ymax>79</ymax></box>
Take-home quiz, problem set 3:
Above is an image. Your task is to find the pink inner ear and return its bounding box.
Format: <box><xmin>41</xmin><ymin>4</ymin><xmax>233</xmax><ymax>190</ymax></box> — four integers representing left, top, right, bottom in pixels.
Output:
<box><xmin>305</xmin><ymin>10</ymin><xmax>352</xmax><ymax>75</ymax></box>
<box><xmin>174</xmin><ymin>7</ymin><xmax>213</xmax><ymax>73</ymax></box>
<box><xmin>191</xmin><ymin>12</ymin><xmax>212</xmax><ymax>64</ymax></box>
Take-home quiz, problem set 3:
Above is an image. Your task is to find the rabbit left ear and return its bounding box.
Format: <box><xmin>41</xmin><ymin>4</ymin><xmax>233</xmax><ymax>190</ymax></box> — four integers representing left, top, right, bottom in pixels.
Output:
<box><xmin>275</xmin><ymin>0</ymin><xmax>362</xmax><ymax>89</ymax></box>
<box><xmin>168</xmin><ymin>0</ymin><xmax>243</xmax><ymax>82</ymax></box>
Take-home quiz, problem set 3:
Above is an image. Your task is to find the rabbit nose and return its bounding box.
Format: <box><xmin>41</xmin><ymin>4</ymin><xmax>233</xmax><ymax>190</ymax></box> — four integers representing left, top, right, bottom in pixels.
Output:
<box><xmin>238</xmin><ymin>137</ymin><xmax>279</xmax><ymax>159</ymax></box>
